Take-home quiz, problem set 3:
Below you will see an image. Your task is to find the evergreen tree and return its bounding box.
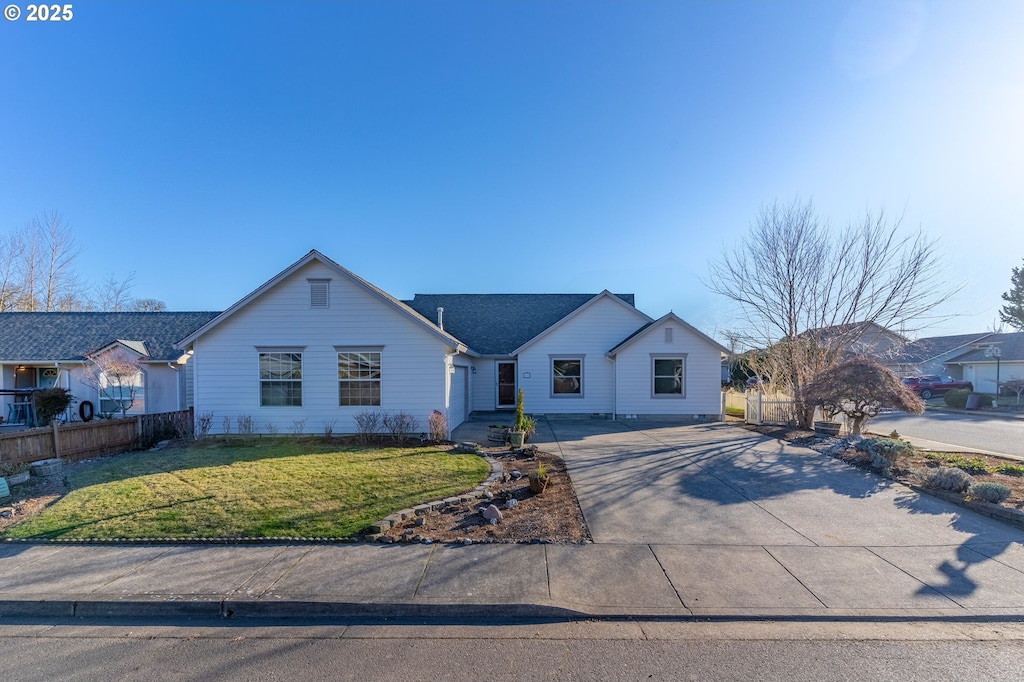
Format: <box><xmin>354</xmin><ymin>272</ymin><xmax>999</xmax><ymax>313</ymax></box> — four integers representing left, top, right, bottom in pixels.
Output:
<box><xmin>1000</xmin><ymin>259</ymin><xmax>1024</xmax><ymax>331</ymax></box>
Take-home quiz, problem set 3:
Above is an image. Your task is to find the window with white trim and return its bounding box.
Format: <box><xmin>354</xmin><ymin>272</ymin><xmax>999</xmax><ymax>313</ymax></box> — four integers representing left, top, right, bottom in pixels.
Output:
<box><xmin>338</xmin><ymin>351</ymin><xmax>381</xmax><ymax>406</ymax></box>
<box><xmin>552</xmin><ymin>357</ymin><xmax>583</xmax><ymax>396</ymax></box>
<box><xmin>652</xmin><ymin>355</ymin><xmax>685</xmax><ymax>397</ymax></box>
<box><xmin>259</xmin><ymin>352</ymin><xmax>303</xmax><ymax>406</ymax></box>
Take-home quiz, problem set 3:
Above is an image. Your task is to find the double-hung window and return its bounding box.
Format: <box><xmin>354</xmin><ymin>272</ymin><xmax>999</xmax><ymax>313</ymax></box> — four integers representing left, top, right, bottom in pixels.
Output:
<box><xmin>551</xmin><ymin>356</ymin><xmax>583</xmax><ymax>397</ymax></box>
<box><xmin>652</xmin><ymin>355</ymin><xmax>685</xmax><ymax>397</ymax></box>
<box><xmin>259</xmin><ymin>351</ymin><xmax>303</xmax><ymax>406</ymax></box>
<box><xmin>338</xmin><ymin>350</ymin><xmax>382</xmax><ymax>406</ymax></box>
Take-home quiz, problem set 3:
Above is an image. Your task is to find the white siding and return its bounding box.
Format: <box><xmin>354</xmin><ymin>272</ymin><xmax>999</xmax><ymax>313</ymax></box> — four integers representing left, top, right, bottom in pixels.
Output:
<box><xmin>471</xmin><ymin>359</ymin><xmax>500</xmax><ymax>412</ymax></box>
<box><xmin>614</xmin><ymin>319</ymin><xmax>723</xmax><ymax>417</ymax></box>
<box><xmin>192</xmin><ymin>261</ymin><xmax>452</xmax><ymax>434</ymax></box>
<box><xmin>515</xmin><ymin>296</ymin><xmax>649</xmax><ymax>415</ymax></box>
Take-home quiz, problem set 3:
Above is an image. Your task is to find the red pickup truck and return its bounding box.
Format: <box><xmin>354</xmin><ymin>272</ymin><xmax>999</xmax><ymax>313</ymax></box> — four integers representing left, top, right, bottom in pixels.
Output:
<box><xmin>901</xmin><ymin>375</ymin><xmax>974</xmax><ymax>399</ymax></box>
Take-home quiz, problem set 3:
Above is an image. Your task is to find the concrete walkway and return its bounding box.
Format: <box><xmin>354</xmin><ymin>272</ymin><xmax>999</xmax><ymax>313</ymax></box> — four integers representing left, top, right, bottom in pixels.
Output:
<box><xmin>1</xmin><ymin>419</ymin><xmax>1023</xmax><ymax>621</ymax></box>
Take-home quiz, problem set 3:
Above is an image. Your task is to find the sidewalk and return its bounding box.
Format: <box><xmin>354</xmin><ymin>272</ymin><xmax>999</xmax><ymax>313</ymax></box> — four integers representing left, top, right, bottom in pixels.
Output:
<box><xmin>4</xmin><ymin>538</ymin><xmax>1024</xmax><ymax>622</ymax></box>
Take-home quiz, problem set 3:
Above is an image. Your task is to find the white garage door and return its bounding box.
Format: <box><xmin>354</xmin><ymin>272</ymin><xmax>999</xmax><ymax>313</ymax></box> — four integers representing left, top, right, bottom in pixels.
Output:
<box><xmin>449</xmin><ymin>367</ymin><xmax>468</xmax><ymax>430</ymax></box>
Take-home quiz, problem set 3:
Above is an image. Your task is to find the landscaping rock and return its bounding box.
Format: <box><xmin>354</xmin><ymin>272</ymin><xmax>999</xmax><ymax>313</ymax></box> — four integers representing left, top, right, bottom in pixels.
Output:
<box><xmin>510</xmin><ymin>470</ymin><xmax>523</xmax><ymax>480</ymax></box>
<box><xmin>481</xmin><ymin>504</ymin><xmax>503</xmax><ymax>523</ymax></box>
<box><xmin>414</xmin><ymin>516</ymin><xmax>426</xmax><ymax>526</ymax></box>
<box><xmin>0</xmin><ymin>507</ymin><xmax>12</xmax><ymax>518</ymax></box>
<box><xmin>504</xmin><ymin>498</ymin><xmax>518</xmax><ymax>509</ymax></box>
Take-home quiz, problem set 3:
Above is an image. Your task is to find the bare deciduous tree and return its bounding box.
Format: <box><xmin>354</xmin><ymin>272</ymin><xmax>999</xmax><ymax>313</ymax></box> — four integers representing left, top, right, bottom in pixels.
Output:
<box><xmin>84</xmin><ymin>349</ymin><xmax>145</xmax><ymax>418</ymax></box>
<box><xmin>131</xmin><ymin>297</ymin><xmax>167</xmax><ymax>312</ymax></box>
<box><xmin>804</xmin><ymin>357</ymin><xmax>924</xmax><ymax>435</ymax></box>
<box><xmin>94</xmin><ymin>272</ymin><xmax>137</xmax><ymax>312</ymax></box>
<box><xmin>707</xmin><ymin>197</ymin><xmax>956</xmax><ymax>427</ymax></box>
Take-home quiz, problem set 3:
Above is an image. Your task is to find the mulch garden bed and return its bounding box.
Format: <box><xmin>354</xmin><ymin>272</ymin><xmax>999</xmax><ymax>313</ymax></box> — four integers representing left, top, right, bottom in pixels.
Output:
<box><xmin>381</xmin><ymin>445</ymin><xmax>591</xmax><ymax>544</ymax></box>
<box><xmin>739</xmin><ymin>420</ymin><xmax>1024</xmax><ymax>511</ymax></box>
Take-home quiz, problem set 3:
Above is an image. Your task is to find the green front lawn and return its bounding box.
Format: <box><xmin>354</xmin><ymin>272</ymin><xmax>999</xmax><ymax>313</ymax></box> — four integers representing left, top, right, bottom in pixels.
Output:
<box><xmin>2</xmin><ymin>441</ymin><xmax>488</xmax><ymax>540</ymax></box>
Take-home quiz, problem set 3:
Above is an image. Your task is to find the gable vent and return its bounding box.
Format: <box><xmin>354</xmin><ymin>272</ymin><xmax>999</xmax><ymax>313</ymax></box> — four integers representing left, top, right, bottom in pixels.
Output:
<box><xmin>665</xmin><ymin>327</ymin><xmax>673</xmax><ymax>343</ymax></box>
<box><xmin>309</xmin><ymin>279</ymin><xmax>330</xmax><ymax>308</ymax></box>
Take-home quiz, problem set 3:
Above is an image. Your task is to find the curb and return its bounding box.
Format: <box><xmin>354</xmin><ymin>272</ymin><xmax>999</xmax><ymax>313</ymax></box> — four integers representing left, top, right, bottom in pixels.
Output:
<box><xmin>911</xmin><ymin>486</ymin><xmax>1024</xmax><ymax>530</ymax></box>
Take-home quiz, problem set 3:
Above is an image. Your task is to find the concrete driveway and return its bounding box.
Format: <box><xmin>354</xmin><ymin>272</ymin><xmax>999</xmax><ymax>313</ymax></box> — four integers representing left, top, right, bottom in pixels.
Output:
<box><xmin>526</xmin><ymin>420</ymin><xmax>1024</xmax><ymax>611</ymax></box>
<box><xmin>537</xmin><ymin>420</ymin><xmax>1022</xmax><ymax>547</ymax></box>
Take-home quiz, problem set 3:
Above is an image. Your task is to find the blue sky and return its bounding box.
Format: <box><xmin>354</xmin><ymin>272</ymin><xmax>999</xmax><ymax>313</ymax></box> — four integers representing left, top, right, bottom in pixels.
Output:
<box><xmin>2</xmin><ymin>1</ymin><xmax>1022</xmax><ymax>341</ymax></box>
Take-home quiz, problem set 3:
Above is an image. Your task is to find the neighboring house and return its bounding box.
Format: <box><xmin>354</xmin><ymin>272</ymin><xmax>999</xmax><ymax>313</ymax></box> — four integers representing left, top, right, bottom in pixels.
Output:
<box><xmin>0</xmin><ymin>312</ymin><xmax>219</xmax><ymax>424</ymax></box>
<box><xmin>804</xmin><ymin>321</ymin><xmax>908</xmax><ymax>361</ymax></box>
<box><xmin>883</xmin><ymin>332</ymin><xmax>993</xmax><ymax>379</ymax></box>
<box><xmin>175</xmin><ymin>251</ymin><xmax>728</xmax><ymax>435</ymax></box>
<box><xmin>943</xmin><ymin>332</ymin><xmax>1024</xmax><ymax>395</ymax></box>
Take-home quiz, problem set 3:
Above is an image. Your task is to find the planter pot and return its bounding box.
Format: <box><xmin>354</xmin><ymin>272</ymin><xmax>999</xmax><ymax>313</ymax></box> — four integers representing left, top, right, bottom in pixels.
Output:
<box><xmin>31</xmin><ymin>458</ymin><xmax>63</xmax><ymax>477</ymax></box>
<box><xmin>486</xmin><ymin>426</ymin><xmax>508</xmax><ymax>443</ymax></box>
<box><xmin>528</xmin><ymin>474</ymin><xmax>549</xmax><ymax>494</ymax></box>
<box><xmin>508</xmin><ymin>431</ymin><xmax>526</xmax><ymax>448</ymax></box>
<box><xmin>5</xmin><ymin>471</ymin><xmax>30</xmax><ymax>486</ymax></box>
<box><xmin>813</xmin><ymin>421</ymin><xmax>842</xmax><ymax>437</ymax></box>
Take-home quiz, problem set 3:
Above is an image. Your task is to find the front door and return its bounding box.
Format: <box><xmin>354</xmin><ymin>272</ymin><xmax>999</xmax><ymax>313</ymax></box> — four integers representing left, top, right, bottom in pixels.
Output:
<box><xmin>497</xmin><ymin>362</ymin><xmax>516</xmax><ymax>408</ymax></box>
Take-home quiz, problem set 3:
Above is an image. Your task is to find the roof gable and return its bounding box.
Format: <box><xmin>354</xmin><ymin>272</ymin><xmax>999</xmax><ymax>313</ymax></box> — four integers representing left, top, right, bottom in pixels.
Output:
<box><xmin>176</xmin><ymin>250</ymin><xmax>467</xmax><ymax>352</ymax></box>
<box><xmin>945</xmin><ymin>332</ymin><xmax>1024</xmax><ymax>363</ymax></box>
<box><xmin>891</xmin><ymin>332</ymin><xmax>993</xmax><ymax>365</ymax></box>
<box><xmin>404</xmin><ymin>292</ymin><xmax>638</xmax><ymax>356</ymax></box>
<box><xmin>607</xmin><ymin>312</ymin><xmax>729</xmax><ymax>356</ymax></box>
<box><xmin>511</xmin><ymin>291</ymin><xmax>651</xmax><ymax>356</ymax></box>
<box><xmin>0</xmin><ymin>312</ymin><xmax>220</xmax><ymax>363</ymax></box>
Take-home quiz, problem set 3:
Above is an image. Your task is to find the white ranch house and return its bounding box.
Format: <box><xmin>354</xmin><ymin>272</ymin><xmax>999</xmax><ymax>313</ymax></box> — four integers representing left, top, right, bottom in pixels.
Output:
<box><xmin>176</xmin><ymin>250</ymin><xmax>728</xmax><ymax>435</ymax></box>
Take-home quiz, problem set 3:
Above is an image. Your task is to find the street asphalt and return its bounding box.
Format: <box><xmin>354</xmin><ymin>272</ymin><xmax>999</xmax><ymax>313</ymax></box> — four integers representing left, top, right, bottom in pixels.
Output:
<box><xmin>2</xmin><ymin>418</ymin><xmax>1024</xmax><ymax>622</ymax></box>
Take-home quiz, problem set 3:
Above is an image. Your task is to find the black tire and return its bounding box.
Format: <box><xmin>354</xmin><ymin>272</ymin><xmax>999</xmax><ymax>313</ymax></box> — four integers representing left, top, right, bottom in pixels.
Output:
<box><xmin>920</xmin><ymin>389</ymin><xmax>933</xmax><ymax>400</ymax></box>
<box><xmin>79</xmin><ymin>400</ymin><xmax>95</xmax><ymax>422</ymax></box>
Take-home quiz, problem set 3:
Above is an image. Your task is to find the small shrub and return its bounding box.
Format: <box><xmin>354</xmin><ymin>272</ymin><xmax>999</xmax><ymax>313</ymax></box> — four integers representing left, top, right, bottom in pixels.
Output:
<box><xmin>222</xmin><ymin>415</ymin><xmax>232</xmax><ymax>435</ymax></box>
<box><xmin>0</xmin><ymin>462</ymin><xmax>31</xmax><ymax>477</ymax></box>
<box><xmin>944</xmin><ymin>390</ymin><xmax>994</xmax><ymax>409</ymax></box>
<box><xmin>856</xmin><ymin>437</ymin><xmax>914</xmax><ymax>472</ymax></box>
<box><xmin>916</xmin><ymin>466</ymin><xmax>974</xmax><ymax>493</ymax></box>
<box><xmin>196</xmin><ymin>411</ymin><xmax>214</xmax><ymax>439</ymax></box>
<box><xmin>944</xmin><ymin>389</ymin><xmax>970</xmax><ymax>408</ymax></box>
<box><xmin>354</xmin><ymin>411</ymin><xmax>382</xmax><ymax>444</ymax></box>
<box><xmin>289</xmin><ymin>418</ymin><xmax>307</xmax><ymax>437</ymax></box>
<box><xmin>33</xmin><ymin>387</ymin><xmax>74</xmax><ymax>425</ymax></box>
<box><xmin>997</xmin><ymin>463</ymin><xmax>1024</xmax><ymax>477</ymax></box>
<box><xmin>428</xmin><ymin>410</ymin><xmax>448</xmax><ymax>441</ymax></box>
<box><xmin>967</xmin><ymin>481</ymin><xmax>1011</xmax><ymax>504</ymax></box>
<box><xmin>265</xmin><ymin>422</ymin><xmax>279</xmax><ymax>436</ymax></box>
<box><xmin>237</xmin><ymin>414</ymin><xmax>254</xmax><ymax>435</ymax></box>
<box><xmin>323</xmin><ymin>418</ymin><xmax>337</xmax><ymax>441</ymax></box>
<box><xmin>383</xmin><ymin>411</ymin><xmax>418</xmax><ymax>441</ymax></box>
<box><xmin>172</xmin><ymin>411</ymin><xmax>195</xmax><ymax>441</ymax></box>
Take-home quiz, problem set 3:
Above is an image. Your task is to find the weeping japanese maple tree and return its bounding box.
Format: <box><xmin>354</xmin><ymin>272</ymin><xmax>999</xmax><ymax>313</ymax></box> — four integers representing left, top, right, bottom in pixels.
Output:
<box><xmin>804</xmin><ymin>357</ymin><xmax>924</xmax><ymax>436</ymax></box>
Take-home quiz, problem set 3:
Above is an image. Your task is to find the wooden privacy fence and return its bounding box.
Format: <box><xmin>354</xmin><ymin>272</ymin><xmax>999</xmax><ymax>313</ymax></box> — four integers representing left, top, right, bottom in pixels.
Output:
<box><xmin>744</xmin><ymin>392</ymin><xmax>796</xmax><ymax>426</ymax></box>
<box><xmin>0</xmin><ymin>408</ymin><xmax>192</xmax><ymax>466</ymax></box>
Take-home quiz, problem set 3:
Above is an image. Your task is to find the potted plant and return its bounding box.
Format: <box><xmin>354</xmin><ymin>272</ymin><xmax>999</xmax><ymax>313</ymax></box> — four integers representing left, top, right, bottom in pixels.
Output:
<box><xmin>812</xmin><ymin>401</ymin><xmax>842</xmax><ymax>436</ymax></box>
<box><xmin>529</xmin><ymin>460</ymin><xmax>550</xmax><ymax>494</ymax></box>
<box><xmin>487</xmin><ymin>424</ymin><xmax>509</xmax><ymax>443</ymax></box>
<box><xmin>509</xmin><ymin>388</ymin><xmax>528</xmax><ymax>447</ymax></box>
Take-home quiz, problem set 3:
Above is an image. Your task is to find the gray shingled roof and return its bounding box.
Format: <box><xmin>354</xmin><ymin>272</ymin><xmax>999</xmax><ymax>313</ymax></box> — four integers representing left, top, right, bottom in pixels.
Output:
<box><xmin>0</xmin><ymin>312</ymin><xmax>221</xmax><ymax>363</ymax></box>
<box><xmin>893</xmin><ymin>333</ymin><xmax>993</xmax><ymax>365</ymax></box>
<box><xmin>403</xmin><ymin>294</ymin><xmax>636</xmax><ymax>356</ymax></box>
<box><xmin>946</xmin><ymin>332</ymin><xmax>1024</xmax><ymax>363</ymax></box>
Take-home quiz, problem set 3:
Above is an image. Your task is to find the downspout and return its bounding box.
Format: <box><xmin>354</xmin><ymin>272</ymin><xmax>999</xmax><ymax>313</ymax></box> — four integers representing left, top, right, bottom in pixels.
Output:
<box><xmin>611</xmin><ymin>354</ymin><xmax>617</xmax><ymax>421</ymax></box>
<box><xmin>167</xmin><ymin>362</ymin><xmax>180</xmax><ymax>411</ymax></box>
